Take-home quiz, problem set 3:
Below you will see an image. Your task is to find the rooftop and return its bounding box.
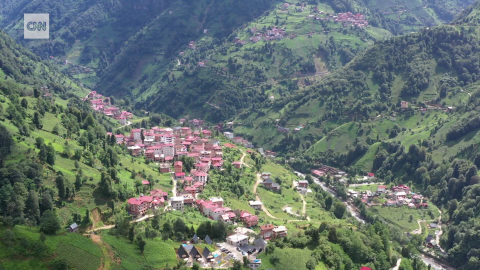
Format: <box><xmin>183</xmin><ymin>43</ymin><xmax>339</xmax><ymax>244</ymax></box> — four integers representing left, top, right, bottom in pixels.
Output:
<box><xmin>227</xmin><ymin>233</ymin><xmax>248</xmax><ymax>242</ymax></box>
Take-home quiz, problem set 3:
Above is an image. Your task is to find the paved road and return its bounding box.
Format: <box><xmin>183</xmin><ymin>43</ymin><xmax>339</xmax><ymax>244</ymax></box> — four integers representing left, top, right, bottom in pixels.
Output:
<box><xmin>218</xmin><ymin>243</ymin><xmax>244</xmax><ymax>261</ymax></box>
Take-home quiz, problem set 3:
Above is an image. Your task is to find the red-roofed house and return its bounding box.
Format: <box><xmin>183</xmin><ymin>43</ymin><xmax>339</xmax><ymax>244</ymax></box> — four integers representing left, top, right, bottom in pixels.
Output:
<box><xmin>142</xmin><ymin>180</ymin><xmax>150</xmax><ymax>185</ymax></box>
<box><xmin>195</xmin><ymin>162</ymin><xmax>209</xmax><ymax>173</ymax></box>
<box><xmin>194</xmin><ymin>171</ymin><xmax>208</xmax><ymax>183</ymax></box>
<box><xmin>239</xmin><ymin>211</ymin><xmax>252</xmax><ymax>220</ymax></box>
<box><xmin>175</xmin><ymin>172</ymin><xmax>185</xmax><ymax>180</ymax></box>
<box><xmin>260</xmin><ymin>224</ymin><xmax>274</xmax><ymax>239</ymax></box>
<box><xmin>127</xmin><ymin>195</ymin><xmax>153</xmax><ymax>216</ymax></box>
<box><xmin>359</xmin><ymin>267</ymin><xmax>372</xmax><ymax>270</ymax></box>
<box><xmin>131</xmin><ymin>129</ymin><xmax>142</xmax><ymax>141</ymax></box>
<box><xmin>175</xmin><ymin>161</ymin><xmax>183</xmax><ymax>173</ymax></box>
<box><xmin>232</xmin><ymin>161</ymin><xmax>242</xmax><ymax>169</ymax></box>
<box><xmin>202</xmin><ymin>130</ymin><xmax>212</xmax><ymax>138</ymax></box>
<box><xmin>150</xmin><ymin>189</ymin><xmax>168</xmax><ymax>200</ymax></box>
<box><xmin>244</xmin><ymin>215</ymin><xmax>259</xmax><ymax>227</ymax></box>
<box><xmin>193</xmin><ymin>182</ymin><xmax>204</xmax><ymax>192</ymax></box>
<box><xmin>159</xmin><ymin>163</ymin><xmax>171</xmax><ymax>173</ymax></box>
<box><xmin>115</xmin><ymin>134</ymin><xmax>125</xmax><ymax>144</ymax></box>
<box><xmin>184</xmin><ymin>186</ymin><xmax>197</xmax><ymax>196</ymax></box>
<box><xmin>184</xmin><ymin>176</ymin><xmax>193</xmax><ymax>185</ymax></box>
<box><xmin>377</xmin><ymin>185</ymin><xmax>387</xmax><ymax>193</ymax></box>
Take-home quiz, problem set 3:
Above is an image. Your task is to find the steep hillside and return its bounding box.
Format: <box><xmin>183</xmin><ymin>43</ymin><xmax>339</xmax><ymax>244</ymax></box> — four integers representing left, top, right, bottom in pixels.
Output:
<box><xmin>0</xmin><ymin>29</ymin><xmax>425</xmax><ymax>270</ymax></box>
<box><xmin>0</xmin><ymin>0</ymin><xmax>474</xmax><ymax>121</ymax></box>
<box><xmin>234</xmin><ymin>19</ymin><xmax>480</xmax><ymax>161</ymax></box>
<box><xmin>230</xmin><ymin>4</ymin><xmax>480</xmax><ymax>268</ymax></box>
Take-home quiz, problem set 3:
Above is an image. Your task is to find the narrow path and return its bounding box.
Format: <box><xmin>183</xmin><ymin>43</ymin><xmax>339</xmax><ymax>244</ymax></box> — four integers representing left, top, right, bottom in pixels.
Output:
<box><xmin>86</xmin><ymin>214</ymin><xmax>155</xmax><ymax>233</ymax></box>
<box><xmin>390</xmin><ymin>258</ymin><xmax>401</xmax><ymax>270</ymax></box>
<box><xmin>436</xmin><ymin>209</ymin><xmax>446</xmax><ymax>254</ymax></box>
<box><xmin>91</xmin><ymin>234</ymin><xmax>112</xmax><ymax>270</ymax></box>
<box><xmin>461</xmin><ymin>89</ymin><xmax>472</xmax><ymax>97</ymax></box>
<box><xmin>298</xmin><ymin>193</ymin><xmax>310</xmax><ymax>221</ymax></box>
<box><xmin>117</xmin><ymin>121</ymin><xmax>132</xmax><ymax>129</ymax></box>
<box><xmin>254</xmin><ymin>174</ymin><xmax>279</xmax><ymax>220</ymax></box>
<box><xmin>171</xmin><ymin>175</ymin><xmax>177</xmax><ymax>196</ymax></box>
<box><xmin>239</xmin><ymin>149</ymin><xmax>251</xmax><ymax>168</ymax></box>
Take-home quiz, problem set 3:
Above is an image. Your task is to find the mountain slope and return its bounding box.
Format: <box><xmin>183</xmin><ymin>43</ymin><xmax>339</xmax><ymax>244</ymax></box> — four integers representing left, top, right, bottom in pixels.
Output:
<box><xmin>232</xmin><ymin>2</ymin><xmax>480</xmax><ymax>167</ymax></box>
<box><xmin>1</xmin><ymin>0</ymin><xmax>475</xmax><ymax>122</ymax></box>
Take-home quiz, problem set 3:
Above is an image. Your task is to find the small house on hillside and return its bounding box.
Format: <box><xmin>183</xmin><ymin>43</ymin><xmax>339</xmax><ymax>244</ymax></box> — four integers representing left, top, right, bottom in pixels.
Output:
<box><xmin>377</xmin><ymin>185</ymin><xmax>387</xmax><ymax>193</ymax></box>
<box><xmin>177</xmin><ymin>245</ymin><xmax>190</xmax><ymax>259</ymax></box>
<box><xmin>69</xmin><ymin>223</ymin><xmax>78</xmax><ymax>232</ymax></box>
<box><xmin>202</xmin><ymin>247</ymin><xmax>214</xmax><ymax>263</ymax></box>
<box><xmin>189</xmin><ymin>246</ymin><xmax>202</xmax><ymax>261</ymax></box>
<box><xmin>298</xmin><ymin>180</ymin><xmax>308</xmax><ymax>188</ymax></box>
<box><xmin>249</xmin><ymin>201</ymin><xmax>263</xmax><ymax>210</ymax></box>
<box><xmin>204</xmin><ymin>235</ymin><xmax>213</xmax><ymax>245</ymax></box>
<box><xmin>192</xmin><ymin>234</ymin><xmax>199</xmax><ymax>244</ymax></box>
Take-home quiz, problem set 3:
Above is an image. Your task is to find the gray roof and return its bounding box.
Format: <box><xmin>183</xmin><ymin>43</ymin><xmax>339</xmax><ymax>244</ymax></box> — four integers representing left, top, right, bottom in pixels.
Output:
<box><xmin>189</xmin><ymin>246</ymin><xmax>201</xmax><ymax>258</ymax></box>
<box><xmin>192</xmin><ymin>234</ymin><xmax>199</xmax><ymax>244</ymax></box>
<box><xmin>298</xmin><ymin>180</ymin><xmax>308</xmax><ymax>184</ymax></box>
<box><xmin>271</xmin><ymin>183</ymin><xmax>281</xmax><ymax>189</ymax></box>
<box><xmin>239</xmin><ymin>244</ymin><xmax>257</xmax><ymax>254</ymax></box>
<box><xmin>263</xmin><ymin>178</ymin><xmax>274</xmax><ymax>184</ymax></box>
<box><xmin>254</xmin><ymin>238</ymin><xmax>267</xmax><ymax>251</ymax></box>
<box><xmin>70</xmin><ymin>223</ymin><xmax>78</xmax><ymax>229</ymax></box>
<box><xmin>204</xmin><ymin>235</ymin><xmax>213</xmax><ymax>245</ymax></box>
<box><xmin>202</xmin><ymin>247</ymin><xmax>213</xmax><ymax>259</ymax></box>
<box><xmin>177</xmin><ymin>245</ymin><xmax>190</xmax><ymax>258</ymax></box>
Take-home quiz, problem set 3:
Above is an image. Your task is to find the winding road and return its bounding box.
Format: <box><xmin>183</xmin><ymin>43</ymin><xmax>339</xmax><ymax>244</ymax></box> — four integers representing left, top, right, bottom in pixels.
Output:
<box><xmin>294</xmin><ymin>171</ymin><xmax>453</xmax><ymax>270</ymax></box>
<box><xmin>253</xmin><ymin>174</ymin><xmax>279</xmax><ymax>220</ymax></box>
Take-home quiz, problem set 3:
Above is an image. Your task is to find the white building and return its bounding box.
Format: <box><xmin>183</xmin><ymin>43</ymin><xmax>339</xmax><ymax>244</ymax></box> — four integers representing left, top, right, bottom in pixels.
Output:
<box><xmin>170</xmin><ymin>197</ymin><xmax>184</xmax><ymax>211</ymax></box>
<box><xmin>224</xmin><ymin>132</ymin><xmax>234</xmax><ymax>139</ymax></box>
<box><xmin>249</xmin><ymin>201</ymin><xmax>263</xmax><ymax>210</ymax></box>
<box><xmin>226</xmin><ymin>233</ymin><xmax>249</xmax><ymax>247</ymax></box>
<box><xmin>162</xmin><ymin>144</ymin><xmax>175</xmax><ymax>157</ymax></box>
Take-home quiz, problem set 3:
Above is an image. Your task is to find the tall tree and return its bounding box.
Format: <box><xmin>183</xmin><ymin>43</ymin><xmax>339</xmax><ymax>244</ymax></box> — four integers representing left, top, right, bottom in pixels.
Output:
<box><xmin>40</xmin><ymin>210</ymin><xmax>61</xmax><ymax>235</ymax></box>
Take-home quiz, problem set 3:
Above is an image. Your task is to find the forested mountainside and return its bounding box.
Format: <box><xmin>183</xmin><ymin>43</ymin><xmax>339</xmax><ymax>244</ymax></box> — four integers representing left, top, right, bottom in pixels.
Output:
<box><xmin>0</xmin><ymin>0</ymin><xmax>475</xmax><ymax>121</ymax></box>
<box><xmin>226</xmin><ymin>2</ymin><xmax>480</xmax><ymax>269</ymax></box>
<box><xmin>235</xmin><ymin>16</ymin><xmax>480</xmax><ymax>160</ymax></box>
<box><xmin>0</xmin><ymin>26</ymin><xmax>434</xmax><ymax>270</ymax></box>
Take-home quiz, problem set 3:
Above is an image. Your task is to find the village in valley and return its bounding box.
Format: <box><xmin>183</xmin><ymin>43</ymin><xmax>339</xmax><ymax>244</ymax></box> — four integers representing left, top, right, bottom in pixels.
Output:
<box><xmin>79</xmin><ymin>89</ymin><xmax>445</xmax><ymax>269</ymax></box>
<box><xmin>311</xmin><ymin>165</ymin><xmax>443</xmax><ymax>252</ymax></box>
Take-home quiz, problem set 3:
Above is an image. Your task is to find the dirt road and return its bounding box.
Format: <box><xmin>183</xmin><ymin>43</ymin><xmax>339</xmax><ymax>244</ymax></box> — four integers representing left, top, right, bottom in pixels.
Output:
<box><xmin>253</xmin><ymin>174</ymin><xmax>279</xmax><ymax>220</ymax></box>
<box><xmin>239</xmin><ymin>149</ymin><xmax>251</xmax><ymax>168</ymax></box>
<box><xmin>91</xmin><ymin>234</ymin><xmax>116</xmax><ymax>270</ymax></box>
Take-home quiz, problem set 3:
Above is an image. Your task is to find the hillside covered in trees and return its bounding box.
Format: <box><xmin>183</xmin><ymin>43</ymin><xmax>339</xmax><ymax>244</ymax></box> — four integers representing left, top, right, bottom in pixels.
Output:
<box><xmin>226</xmin><ymin>2</ymin><xmax>480</xmax><ymax>269</ymax></box>
<box><xmin>0</xmin><ymin>0</ymin><xmax>475</xmax><ymax>121</ymax></box>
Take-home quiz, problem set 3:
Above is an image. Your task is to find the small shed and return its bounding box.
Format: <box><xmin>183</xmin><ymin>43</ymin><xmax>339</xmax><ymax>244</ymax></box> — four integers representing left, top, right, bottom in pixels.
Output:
<box><xmin>69</xmin><ymin>223</ymin><xmax>78</xmax><ymax>232</ymax></box>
